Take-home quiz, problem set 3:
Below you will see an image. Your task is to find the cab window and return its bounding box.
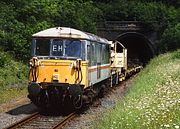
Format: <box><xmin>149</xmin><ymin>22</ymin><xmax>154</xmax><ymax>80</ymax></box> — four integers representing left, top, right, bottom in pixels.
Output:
<box><xmin>36</xmin><ymin>39</ymin><xmax>50</xmax><ymax>56</ymax></box>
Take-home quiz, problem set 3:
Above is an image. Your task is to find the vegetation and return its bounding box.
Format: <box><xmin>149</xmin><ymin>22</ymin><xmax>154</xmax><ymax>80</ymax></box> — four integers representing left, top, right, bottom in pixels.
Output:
<box><xmin>0</xmin><ymin>51</ymin><xmax>28</xmax><ymax>104</ymax></box>
<box><xmin>0</xmin><ymin>88</ymin><xmax>27</xmax><ymax>105</ymax></box>
<box><xmin>0</xmin><ymin>0</ymin><xmax>100</xmax><ymax>61</ymax></box>
<box><xmin>95</xmin><ymin>50</ymin><xmax>180</xmax><ymax>129</ymax></box>
<box><xmin>0</xmin><ymin>52</ymin><xmax>28</xmax><ymax>89</ymax></box>
<box><xmin>159</xmin><ymin>23</ymin><xmax>180</xmax><ymax>52</ymax></box>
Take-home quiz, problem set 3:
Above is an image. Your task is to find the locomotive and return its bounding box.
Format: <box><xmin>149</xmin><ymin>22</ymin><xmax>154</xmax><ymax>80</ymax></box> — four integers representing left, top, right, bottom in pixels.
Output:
<box><xmin>28</xmin><ymin>27</ymin><xmax>140</xmax><ymax>110</ymax></box>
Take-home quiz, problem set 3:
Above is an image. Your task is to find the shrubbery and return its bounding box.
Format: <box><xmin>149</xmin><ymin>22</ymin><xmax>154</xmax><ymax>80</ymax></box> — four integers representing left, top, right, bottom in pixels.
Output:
<box><xmin>159</xmin><ymin>23</ymin><xmax>180</xmax><ymax>52</ymax></box>
<box><xmin>0</xmin><ymin>52</ymin><xmax>28</xmax><ymax>89</ymax></box>
<box><xmin>0</xmin><ymin>0</ymin><xmax>100</xmax><ymax>62</ymax></box>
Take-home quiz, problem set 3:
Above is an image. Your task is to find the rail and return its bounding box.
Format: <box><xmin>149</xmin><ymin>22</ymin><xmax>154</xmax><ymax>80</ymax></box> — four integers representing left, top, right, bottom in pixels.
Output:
<box><xmin>52</xmin><ymin>112</ymin><xmax>77</xmax><ymax>129</ymax></box>
<box><xmin>4</xmin><ymin>112</ymin><xmax>40</xmax><ymax>129</ymax></box>
<box><xmin>4</xmin><ymin>111</ymin><xmax>77</xmax><ymax>129</ymax></box>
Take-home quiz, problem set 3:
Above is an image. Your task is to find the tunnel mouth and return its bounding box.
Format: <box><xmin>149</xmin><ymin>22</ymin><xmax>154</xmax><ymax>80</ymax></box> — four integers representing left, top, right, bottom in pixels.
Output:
<box><xmin>117</xmin><ymin>32</ymin><xmax>154</xmax><ymax>66</ymax></box>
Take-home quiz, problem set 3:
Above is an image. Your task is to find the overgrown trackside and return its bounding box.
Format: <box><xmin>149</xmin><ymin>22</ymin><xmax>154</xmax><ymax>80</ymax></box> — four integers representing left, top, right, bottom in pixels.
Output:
<box><xmin>96</xmin><ymin>50</ymin><xmax>180</xmax><ymax>129</ymax></box>
<box><xmin>0</xmin><ymin>52</ymin><xmax>28</xmax><ymax>104</ymax></box>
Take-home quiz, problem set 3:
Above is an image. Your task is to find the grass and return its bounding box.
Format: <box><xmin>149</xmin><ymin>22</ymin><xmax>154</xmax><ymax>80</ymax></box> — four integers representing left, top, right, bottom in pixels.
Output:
<box><xmin>0</xmin><ymin>51</ymin><xmax>28</xmax><ymax>104</ymax></box>
<box><xmin>0</xmin><ymin>88</ymin><xmax>27</xmax><ymax>104</ymax></box>
<box><xmin>95</xmin><ymin>50</ymin><xmax>180</xmax><ymax>129</ymax></box>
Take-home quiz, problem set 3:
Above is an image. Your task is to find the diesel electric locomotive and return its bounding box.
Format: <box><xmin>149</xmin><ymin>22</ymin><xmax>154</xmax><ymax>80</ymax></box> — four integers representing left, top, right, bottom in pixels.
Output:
<box><xmin>28</xmin><ymin>27</ymin><xmax>111</xmax><ymax>109</ymax></box>
<box><xmin>28</xmin><ymin>27</ymin><xmax>132</xmax><ymax>109</ymax></box>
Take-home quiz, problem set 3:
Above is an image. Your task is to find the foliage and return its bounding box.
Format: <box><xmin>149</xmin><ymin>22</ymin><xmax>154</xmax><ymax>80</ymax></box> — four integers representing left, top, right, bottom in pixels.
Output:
<box><xmin>159</xmin><ymin>23</ymin><xmax>180</xmax><ymax>52</ymax></box>
<box><xmin>0</xmin><ymin>88</ymin><xmax>27</xmax><ymax>106</ymax></box>
<box><xmin>137</xmin><ymin>0</ymin><xmax>180</xmax><ymax>8</ymax></box>
<box><xmin>0</xmin><ymin>51</ymin><xmax>11</xmax><ymax>67</ymax></box>
<box><xmin>0</xmin><ymin>0</ymin><xmax>100</xmax><ymax>62</ymax></box>
<box><xmin>0</xmin><ymin>52</ymin><xmax>28</xmax><ymax>89</ymax></box>
<box><xmin>95</xmin><ymin>50</ymin><xmax>180</xmax><ymax>129</ymax></box>
<box><xmin>97</xmin><ymin>1</ymin><xmax>179</xmax><ymax>28</ymax></box>
<box><xmin>53</xmin><ymin>0</ymin><xmax>101</xmax><ymax>33</ymax></box>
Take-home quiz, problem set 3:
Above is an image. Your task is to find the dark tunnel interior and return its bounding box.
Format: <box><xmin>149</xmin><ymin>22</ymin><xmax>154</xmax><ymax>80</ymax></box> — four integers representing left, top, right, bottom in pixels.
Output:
<box><xmin>117</xmin><ymin>32</ymin><xmax>154</xmax><ymax>66</ymax></box>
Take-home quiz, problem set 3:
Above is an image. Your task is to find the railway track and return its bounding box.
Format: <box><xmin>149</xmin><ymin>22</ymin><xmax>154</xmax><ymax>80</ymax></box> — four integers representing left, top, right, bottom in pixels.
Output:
<box><xmin>4</xmin><ymin>111</ymin><xmax>77</xmax><ymax>129</ymax></box>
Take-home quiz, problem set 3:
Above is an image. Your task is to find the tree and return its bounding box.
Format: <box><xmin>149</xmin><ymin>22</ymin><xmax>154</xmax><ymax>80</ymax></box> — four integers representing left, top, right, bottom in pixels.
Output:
<box><xmin>159</xmin><ymin>23</ymin><xmax>180</xmax><ymax>52</ymax></box>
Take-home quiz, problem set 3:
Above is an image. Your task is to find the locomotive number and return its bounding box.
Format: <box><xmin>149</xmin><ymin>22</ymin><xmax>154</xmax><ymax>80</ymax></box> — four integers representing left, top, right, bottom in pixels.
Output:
<box><xmin>52</xmin><ymin>45</ymin><xmax>63</xmax><ymax>52</ymax></box>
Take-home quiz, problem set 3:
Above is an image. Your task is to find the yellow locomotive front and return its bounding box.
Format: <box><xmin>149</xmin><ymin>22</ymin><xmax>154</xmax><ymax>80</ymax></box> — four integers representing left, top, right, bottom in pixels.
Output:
<box><xmin>28</xmin><ymin>28</ymin><xmax>89</xmax><ymax>109</ymax></box>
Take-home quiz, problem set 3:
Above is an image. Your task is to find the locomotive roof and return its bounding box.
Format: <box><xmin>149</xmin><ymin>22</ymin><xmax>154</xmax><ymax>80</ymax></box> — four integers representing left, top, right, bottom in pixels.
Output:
<box><xmin>32</xmin><ymin>27</ymin><xmax>109</xmax><ymax>44</ymax></box>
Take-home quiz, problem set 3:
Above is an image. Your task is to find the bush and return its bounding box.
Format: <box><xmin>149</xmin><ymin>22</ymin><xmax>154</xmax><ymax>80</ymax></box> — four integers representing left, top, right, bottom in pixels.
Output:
<box><xmin>0</xmin><ymin>0</ymin><xmax>100</xmax><ymax>62</ymax></box>
<box><xmin>159</xmin><ymin>23</ymin><xmax>180</xmax><ymax>52</ymax></box>
<box><xmin>0</xmin><ymin>52</ymin><xmax>11</xmax><ymax>67</ymax></box>
<box><xmin>0</xmin><ymin>52</ymin><xmax>28</xmax><ymax>89</ymax></box>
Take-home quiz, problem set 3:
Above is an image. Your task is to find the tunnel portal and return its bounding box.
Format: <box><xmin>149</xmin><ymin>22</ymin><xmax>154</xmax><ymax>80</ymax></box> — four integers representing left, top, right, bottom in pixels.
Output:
<box><xmin>117</xmin><ymin>32</ymin><xmax>155</xmax><ymax>65</ymax></box>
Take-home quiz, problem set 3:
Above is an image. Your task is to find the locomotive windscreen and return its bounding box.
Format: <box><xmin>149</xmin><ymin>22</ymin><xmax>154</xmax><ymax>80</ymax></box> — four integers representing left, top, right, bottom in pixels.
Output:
<box><xmin>32</xmin><ymin>38</ymin><xmax>82</xmax><ymax>59</ymax></box>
